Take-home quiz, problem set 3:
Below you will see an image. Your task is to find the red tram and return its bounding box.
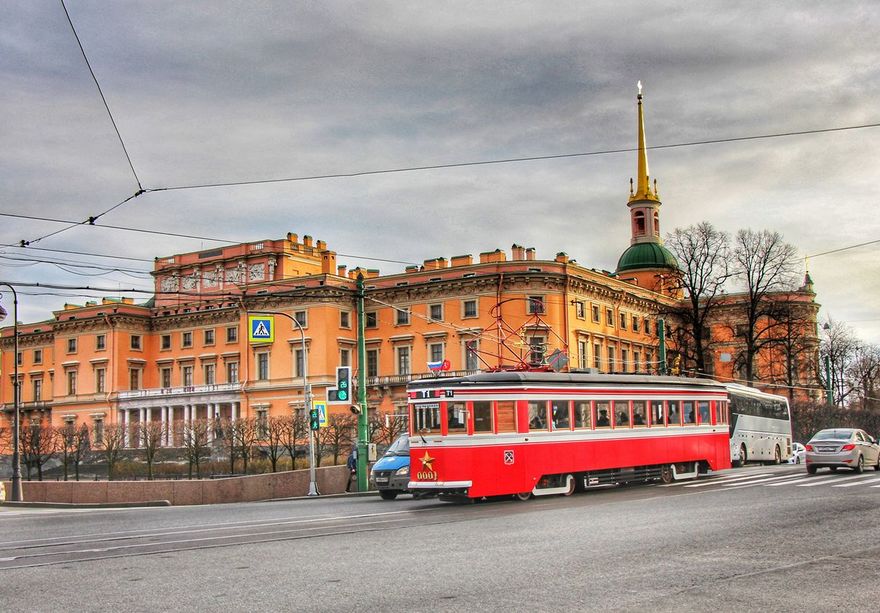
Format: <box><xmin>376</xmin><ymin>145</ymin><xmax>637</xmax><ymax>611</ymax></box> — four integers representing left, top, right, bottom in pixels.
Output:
<box><xmin>406</xmin><ymin>371</ymin><xmax>731</xmax><ymax>499</ymax></box>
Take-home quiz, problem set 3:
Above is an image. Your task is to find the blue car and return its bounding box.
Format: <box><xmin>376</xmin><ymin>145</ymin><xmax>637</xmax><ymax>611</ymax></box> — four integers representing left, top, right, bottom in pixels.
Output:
<box><xmin>370</xmin><ymin>434</ymin><xmax>410</xmax><ymax>500</ymax></box>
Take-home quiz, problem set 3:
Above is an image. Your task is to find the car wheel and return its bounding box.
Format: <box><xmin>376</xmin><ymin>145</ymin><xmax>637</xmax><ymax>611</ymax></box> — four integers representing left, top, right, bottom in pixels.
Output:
<box><xmin>854</xmin><ymin>455</ymin><xmax>864</xmax><ymax>474</ymax></box>
<box><xmin>874</xmin><ymin>457</ymin><xmax>880</xmax><ymax>472</ymax></box>
<box><xmin>379</xmin><ymin>490</ymin><xmax>399</xmax><ymax>500</ymax></box>
<box><xmin>807</xmin><ymin>465</ymin><xmax>817</xmax><ymax>475</ymax></box>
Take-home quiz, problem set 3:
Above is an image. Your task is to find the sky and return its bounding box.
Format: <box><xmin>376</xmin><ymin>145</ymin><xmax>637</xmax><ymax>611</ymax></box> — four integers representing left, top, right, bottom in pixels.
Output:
<box><xmin>1</xmin><ymin>1</ymin><xmax>878</xmax><ymax>343</ymax></box>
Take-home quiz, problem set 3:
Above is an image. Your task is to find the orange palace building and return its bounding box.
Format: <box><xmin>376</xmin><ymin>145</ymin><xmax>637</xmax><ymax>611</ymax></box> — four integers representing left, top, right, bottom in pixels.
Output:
<box><xmin>0</xmin><ymin>90</ymin><xmax>821</xmax><ymax>445</ymax></box>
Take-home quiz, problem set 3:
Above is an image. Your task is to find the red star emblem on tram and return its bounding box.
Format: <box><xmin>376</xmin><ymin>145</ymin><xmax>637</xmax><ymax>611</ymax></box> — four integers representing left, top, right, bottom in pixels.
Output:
<box><xmin>419</xmin><ymin>452</ymin><xmax>435</xmax><ymax>471</ymax></box>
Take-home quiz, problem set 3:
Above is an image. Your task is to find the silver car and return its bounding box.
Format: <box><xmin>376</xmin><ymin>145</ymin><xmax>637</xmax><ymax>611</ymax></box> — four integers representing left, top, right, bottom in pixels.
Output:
<box><xmin>805</xmin><ymin>428</ymin><xmax>880</xmax><ymax>474</ymax></box>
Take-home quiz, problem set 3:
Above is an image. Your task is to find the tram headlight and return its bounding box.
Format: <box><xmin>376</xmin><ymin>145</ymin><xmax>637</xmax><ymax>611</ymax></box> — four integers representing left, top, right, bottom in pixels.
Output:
<box><xmin>395</xmin><ymin>465</ymin><xmax>410</xmax><ymax>477</ymax></box>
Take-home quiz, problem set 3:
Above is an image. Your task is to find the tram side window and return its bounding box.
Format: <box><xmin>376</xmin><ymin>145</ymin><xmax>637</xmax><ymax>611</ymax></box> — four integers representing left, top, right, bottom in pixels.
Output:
<box><xmin>683</xmin><ymin>401</ymin><xmax>696</xmax><ymax>425</ymax></box>
<box><xmin>473</xmin><ymin>401</ymin><xmax>493</xmax><ymax>433</ymax></box>
<box><xmin>528</xmin><ymin>401</ymin><xmax>548</xmax><ymax>430</ymax></box>
<box><xmin>596</xmin><ymin>401</ymin><xmax>611</xmax><ymax>428</ymax></box>
<box><xmin>574</xmin><ymin>400</ymin><xmax>592</xmax><ymax>429</ymax></box>
<box><xmin>551</xmin><ymin>400</ymin><xmax>570</xmax><ymax>430</ymax></box>
<box><xmin>496</xmin><ymin>401</ymin><xmax>517</xmax><ymax>433</ymax></box>
<box><xmin>716</xmin><ymin>401</ymin><xmax>728</xmax><ymax>424</ymax></box>
<box><xmin>698</xmin><ymin>401</ymin><xmax>710</xmax><ymax>425</ymax></box>
<box><xmin>632</xmin><ymin>401</ymin><xmax>647</xmax><ymax>426</ymax></box>
<box><xmin>614</xmin><ymin>401</ymin><xmax>630</xmax><ymax>427</ymax></box>
<box><xmin>412</xmin><ymin>403</ymin><xmax>442</xmax><ymax>434</ymax></box>
<box><xmin>447</xmin><ymin>402</ymin><xmax>467</xmax><ymax>433</ymax></box>
<box><xmin>651</xmin><ymin>401</ymin><xmax>664</xmax><ymax>426</ymax></box>
<box><xmin>667</xmin><ymin>401</ymin><xmax>680</xmax><ymax>426</ymax></box>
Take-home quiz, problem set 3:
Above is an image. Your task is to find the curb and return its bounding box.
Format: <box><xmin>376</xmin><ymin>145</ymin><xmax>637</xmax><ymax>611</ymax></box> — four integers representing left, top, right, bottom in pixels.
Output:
<box><xmin>0</xmin><ymin>500</ymin><xmax>171</xmax><ymax>509</ymax></box>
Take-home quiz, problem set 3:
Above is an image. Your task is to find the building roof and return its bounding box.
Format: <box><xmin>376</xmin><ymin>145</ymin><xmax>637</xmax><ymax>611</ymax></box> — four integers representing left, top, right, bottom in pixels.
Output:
<box><xmin>615</xmin><ymin>242</ymin><xmax>678</xmax><ymax>273</ymax></box>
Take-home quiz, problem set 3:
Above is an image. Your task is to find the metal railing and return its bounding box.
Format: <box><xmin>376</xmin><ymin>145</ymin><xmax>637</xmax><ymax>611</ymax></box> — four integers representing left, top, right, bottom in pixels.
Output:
<box><xmin>117</xmin><ymin>382</ymin><xmax>243</xmax><ymax>400</ymax></box>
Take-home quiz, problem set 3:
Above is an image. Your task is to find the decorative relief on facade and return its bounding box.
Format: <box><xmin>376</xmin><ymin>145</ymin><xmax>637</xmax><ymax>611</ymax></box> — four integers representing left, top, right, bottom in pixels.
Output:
<box><xmin>182</xmin><ymin>271</ymin><xmax>199</xmax><ymax>290</ymax></box>
<box><xmin>267</xmin><ymin>257</ymin><xmax>276</xmax><ymax>280</ymax></box>
<box><xmin>202</xmin><ymin>270</ymin><xmax>218</xmax><ymax>289</ymax></box>
<box><xmin>160</xmin><ymin>274</ymin><xmax>179</xmax><ymax>293</ymax></box>
<box><xmin>215</xmin><ymin>264</ymin><xmax>224</xmax><ymax>289</ymax></box>
<box><xmin>226</xmin><ymin>262</ymin><xmax>245</xmax><ymax>284</ymax></box>
<box><xmin>248</xmin><ymin>263</ymin><xmax>266</xmax><ymax>281</ymax></box>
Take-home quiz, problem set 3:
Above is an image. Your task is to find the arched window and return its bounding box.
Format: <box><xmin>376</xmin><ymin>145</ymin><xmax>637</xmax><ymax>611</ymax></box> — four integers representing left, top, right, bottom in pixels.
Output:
<box><xmin>634</xmin><ymin>211</ymin><xmax>646</xmax><ymax>235</ymax></box>
<box><xmin>653</xmin><ymin>211</ymin><xmax>660</xmax><ymax>236</ymax></box>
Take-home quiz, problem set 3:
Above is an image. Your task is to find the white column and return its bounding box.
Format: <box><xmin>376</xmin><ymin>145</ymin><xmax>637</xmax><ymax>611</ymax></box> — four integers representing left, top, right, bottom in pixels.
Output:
<box><xmin>206</xmin><ymin>404</ymin><xmax>214</xmax><ymax>443</ymax></box>
<box><xmin>184</xmin><ymin>404</ymin><xmax>191</xmax><ymax>424</ymax></box>
<box><xmin>231</xmin><ymin>401</ymin><xmax>238</xmax><ymax>422</ymax></box>
<box><xmin>139</xmin><ymin>408</ymin><xmax>147</xmax><ymax>446</ymax></box>
<box><xmin>160</xmin><ymin>407</ymin><xmax>167</xmax><ymax>447</ymax></box>
<box><xmin>122</xmin><ymin>409</ymin><xmax>130</xmax><ymax>447</ymax></box>
<box><xmin>166</xmin><ymin>406</ymin><xmax>174</xmax><ymax>446</ymax></box>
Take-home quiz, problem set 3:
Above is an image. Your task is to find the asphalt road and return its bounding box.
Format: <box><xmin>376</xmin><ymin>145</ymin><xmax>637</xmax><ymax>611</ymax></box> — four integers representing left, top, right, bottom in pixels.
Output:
<box><xmin>2</xmin><ymin>464</ymin><xmax>879</xmax><ymax>612</ymax></box>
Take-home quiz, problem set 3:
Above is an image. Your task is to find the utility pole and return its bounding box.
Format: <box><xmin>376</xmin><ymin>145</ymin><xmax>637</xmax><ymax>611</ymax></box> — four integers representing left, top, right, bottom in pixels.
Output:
<box><xmin>0</xmin><ymin>283</ymin><xmax>23</xmax><ymax>501</ymax></box>
<box><xmin>824</xmin><ymin>354</ymin><xmax>834</xmax><ymax>407</ymax></box>
<box><xmin>657</xmin><ymin>319</ymin><xmax>667</xmax><ymax>376</ymax></box>
<box><xmin>355</xmin><ymin>273</ymin><xmax>369</xmax><ymax>492</ymax></box>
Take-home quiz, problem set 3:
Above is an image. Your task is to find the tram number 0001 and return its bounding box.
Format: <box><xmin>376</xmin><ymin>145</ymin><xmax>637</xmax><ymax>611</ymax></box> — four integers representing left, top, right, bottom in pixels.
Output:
<box><xmin>416</xmin><ymin>471</ymin><xmax>438</xmax><ymax>480</ymax></box>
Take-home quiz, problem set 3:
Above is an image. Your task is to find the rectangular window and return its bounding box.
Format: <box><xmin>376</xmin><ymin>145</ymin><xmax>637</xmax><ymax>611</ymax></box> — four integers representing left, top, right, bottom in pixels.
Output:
<box><xmin>429</xmin><ymin>303</ymin><xmax>443</xmax><ymax>321</ymax></box>
<box><xmin>447</xmin><ymin>401</ymin><xmax>467</xmax><ymax>433</ymax></box>
<box><xmin>619</xmin><ymin>313</ymin><xmax>627</xmax><ymax>330</ymax></box>
<box><xmin>591</xmin><ymin>304</ymin><xmax>600</xmax><ymax>323</ymax></box>
<box><xmin>204</xmin><ymin>329</ymin><xmax>215</xmax><ymax>345</ymax></box>
<box><xmin>93</xmin><ymin>419</ymin><xmax>104</xmax><ymax>446</ymax></box>
<box><xmin>594</xmin><ymin>343</ymin><xmax>601</xmax><ymax>370</ymax></box>
<box><xmin>396</xmin><ymin>308</ymin><xmax>410</xmax><ymax>325</ymax></box>
<box><xmin>95</xmin><ymin>368</ymin><xmax>105</xmax><ymax>394</ymax></box>
<box><xmin>412</xmin><ymin>402</ymin><xmax>442</xmax><ymax>434</ymax></box>
<box><xmin>226</xmin><ymin>326</ymin><xmax>238</xmax><ymax>343</ymax></box>
<box><xmin>365</xmin><ymin>311</ymin><xmax>378</xmax><ymax>328</ymax></box>
<box><xmin>294</xmin><ymin>310</ymin><xmax>307</xmax><ymax>327</ymax></box>
<box><xmin>257</xmin><ymin>353</ymin><xmax>269</xmax><ymax>380</ymax></box>
<box><xmin>33</xmin><ymin>349</ymin><xmax>42</xmax><ymax>364</ymax></box>
<box><xmin>462</xmin><ymin>299</ymin><xmax>478</xmax><ymax>318</ymax></box>
<box><xmin>632</xmin><ymin>317</ymin><xmax>640</xmax><ymax>333</ymax></box>
<box><xmin>226</xmin><ymin>361</ymin><xmax>239</xmax><ymax>384</ymax></box>
<box><xmin>340</xmin><ymin>311</ymin><xmax>351</xmax><ymax>328</ymax></box>
<box><xmin>614</xmin><ymin>400</ymin><xmax>630</xmax><ymax>428</ymax></box>
<box><xmin>161</xmin><ymin>334</ymin><xmax>171</xmax><ymax>350</ymax></box>
<box><xmin>528</xmin><ymin>400</ymin><xmax>548</xmax><ymax>430</ymax></box>
<box><xmin>683</xmin><ymin>401</ymin><xmax>696</xmax><ymax>425</ymax></box>
<box><xmin>129</xmin><ymin>368</ymin><xmax>141</xmax><ymax>391</ymax></box>
<box><xmin>698</xmin><ymin>401</ymin><xmax>711</xmax><ymax>425</ymax></box>
<box><xmin>68</xmin><ymin>338</ymin><xmax>77</xmax><ymax>353</ymax></box>
<box><xmin>646</xmin><ymin>350</ymin><xmax>654</xmax><ymax>374</ymax></box>
<box><xmin>182</xmin><ymin>331</ymin><xmax>193</xmax><ymax>348</ymax></box>
<box><xmin>633</xmin><ymin>401</ymin><xmax>647</xmax><ymax>427</ymax></box>
<box><xmin>130</xmin><ymin>335</ymin><xmax>142</xmax><ymax>350</ymax></box>
<box><xmin>465</xmin><ymin>339</ymin><xmax>480</xmax><ymax>371</ymax></box>
<box><xmin>528</xmin><ymin>296</ymin><xmax>545</xmax><ymax>314</ymax></box>
<box><xmin>256</xmin><ymin>409</ymin><xmax>269</xmax><ymax>438</ymax></box>
<box><xmin>294</xmin><ymin>348</ymin><xmax>304</xmax><ymax>378</ymax></box>
<box><xmin>529</xmin><ymin>336</ymin><xmax>545</xmax><ymax>365</ymax></box>
<box><xmin>473</xmin><ymin>401</ymin><xmax>493</xmax><ymax>433</ymax></box>
<box><xmin>651</xmin><ymin>400</ymin><xmax>665</xmax><ymax>426</ymax></box>
<box><xmin>596</xmin><ymin>401</ymin><xmax>611</xmax><ymax>428</ymax></box>
<box><xmin>607</xmin><ymin>346</ymin><xmax>616</xmax><ymax>372</ymax></box>
<box><xmin>606</xmin><ymin>308</ymin><xmax>614</xmax><ymax>326</ymax></box>
<box><xmin>574</xmin><ymin>400</ymin><xmax>591</xmax><ymax>429</ymax></box>
<box><xmin>366</xmin><ymin>349</ymin><xmax>379</xmax><ymax>378</ymax></box>
<box><xmin>429</xmin><ymin>343</ymin><xmax>444</xmax><ymax>363</ymax></box>
<box><xmin>161</xmin><ymin>367</ymin><xmax>172</xmax><ymax>389</ymax></box>
<box><xmin>204</xmin><ymin>363</ymin><xmax>216</xmax><ymax>385</ymax></box>
<box><xmin>67</xmin><ymin>370</ymin><xmax>77</xmax><ymax>395</ymax></box>
<box><xmin>551</xmin><ymin>400</ymin><xmax>570</xmax><ymax>430</ymax></box>
<box><xmin>634</xmin><ymin>351</ymin><xmax>641</xmax><ymax>373</ymax></box>
<box><xmin>578</xmin><ymin>341</ymin><xmax>587</xmax><ymax>369</ymax></box>
<box><xmin>621</xmin><ymin>349</ymin><xmax>629</xmax><ymax>373</ymax></box>
<box><xmin>396</xmin><ymin>346</ymin><xmax>411</xmax><ymax>375</ymax></box>
<box><xmin>32</xmin><ymin>378</ymin><xmax>42</xmax><ymax>402</ymax></box>
<box><xmin>496</xmin><ymin>400</ymin><xmax>517</xmax><ymax>433</ymax></box>
<box><xmin>575</xmin><ymin>301</ymin><xmax>585</xmax><ymax>319</ymax></box>
<box><xmin>340</xmin><ymin>348</ymin><xmax>351</xmax><ymax>368</ymax></box>
<box><xmin>667</xmin><ymin>401</ymin><xmax>681</xmax><ymax>426</ymax></box>
<box><xmin>95</xmin><ymin>335</ymin><xmax>105</xmax><ymax>351</ymax></box>
<box><xmin>182</xmin><ymin>365</ymin><xmax>194</xmax><ymax>387</ymax></box>
<box><xmin>16</xmin><ymin>351</ymin><xmax>22</xmax><ymax>366</ymax></box>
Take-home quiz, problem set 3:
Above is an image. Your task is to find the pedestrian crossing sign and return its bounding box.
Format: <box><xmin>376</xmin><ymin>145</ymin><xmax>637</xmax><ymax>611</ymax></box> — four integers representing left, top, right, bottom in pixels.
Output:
<box><xmin>248</xmin><ymin>315</ymin><xmax>275</xmax><ymax>343</ymax></box>
<box><xmin>313</xmin><ymin>400</ymin><xmax>328</xmax><ymax>428</ymax></box>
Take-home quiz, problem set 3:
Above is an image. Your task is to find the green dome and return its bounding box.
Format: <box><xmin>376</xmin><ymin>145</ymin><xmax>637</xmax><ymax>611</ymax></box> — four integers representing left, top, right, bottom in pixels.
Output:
<box><xmin>616</xmin><ymin>242</ymin><xmax>678</xmax><ymax>273</ymax></box>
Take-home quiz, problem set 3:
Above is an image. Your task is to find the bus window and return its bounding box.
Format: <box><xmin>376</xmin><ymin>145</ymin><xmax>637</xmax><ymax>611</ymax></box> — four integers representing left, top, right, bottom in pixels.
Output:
<box><xmin>632</xmin><ymin>401</ymin><xmax>647</xmax><ymax>427</ymax></box>
<box><xmin>496</xmin><ymin>401</ymin><xmax>516</xmax><ymax>433</ymax></box>
<box><xmin>614</xmin><ymin>401</ymin><xmax>630</xmax><ymax>428</ymax></box>
<box><xmin>551</xmin><ymin>400</ymin><xmax>570</xmax><ymax>430</ymax></box>
<box><xmin>698</xmin><ymin>401</ymin><xmax>710</xmax><ymax>425</ymax></box>
<box><xmin>596</xmin><ymin>401</ymin><xmax>611</xmax><ymax>428</ymax></box>
<box><xmin>667</xmin><ymin>401</ymin><xmax>680</xmax><ymax>426</ymax></box>
<box><xmin>683</xmin><ymin>401</ymin><xmax>696</xmax><ymax>425</ymax></box>
<box><xmin>412</xmin><ymin>402</ymin><xmax>442</xmax><ymax>434</ymax></box>
<box><xmin>574</xmin><ymin>400</ymin><xmax>591</xmax><ymax>429</ymax></box>
<box><xmin>447</xmin><ymin>402</ymin><xmax>467</xmax><ymax>433</ymax></box>
<box><xmin>528</xmin><ymin>400</ymin><xmax>548</xmax><ymax>430</ymax></box>
<box><xmin>473</xmin><ymin>401</ymin><xmax>493</xmax><ymax>433</ymax></box>
<box><xmin>651</xmin><ymin>400</ymin><xmax>664</xmax><ymax>426</ymax></box>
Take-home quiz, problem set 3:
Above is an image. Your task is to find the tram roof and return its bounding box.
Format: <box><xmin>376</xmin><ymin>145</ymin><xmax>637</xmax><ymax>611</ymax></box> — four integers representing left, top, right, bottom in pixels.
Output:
<box><xmin>409</xmin><ymin>371</ymin><xmax>728</xmax><ymax>391</ymax></box>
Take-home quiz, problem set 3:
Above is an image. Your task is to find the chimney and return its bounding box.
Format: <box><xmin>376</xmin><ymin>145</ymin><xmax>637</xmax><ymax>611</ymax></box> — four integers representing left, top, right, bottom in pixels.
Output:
<box><xmin>511</xmin><ymin>244</ymin><xmax>525</xmax><ymax>260</ymax></box>
<box><xmin>405</xmin><ymin>265</ymin><xmax>420</xmax><ymax>273</ymax></box>
<box><xmin>479</xmin><ymin>249</ymin><xmax>507</xmax><ymax>264</ymax></box>
<box><xmin>450</xmin><ymin>254</ymin><xmax>473</xmax><ymax>267</ymax></box>
<box><xmin>525</xmin><ymin>247</ymin><xmax>536</xmax><ymax>261</ymax></box>
<box><xmin>303</xmin><ymin>235</ymin><xmax>313</xmax><ymax>248</ymax></box>
<box><xmin>287</xmin><ymin>232</ymin><xmax>299</xmax><ymax>244</ymax></box>
<box><xmin>555</xmin><ymin>252</ymin><xmax>569</xmax><ymax>264</ymax></box>
<box><xmin>337</xmin><ymin>264</ymin><xmax>347</xmax><ymax>277</ymax></box>
<box><xmin>316</xmin><ymin>240</ymin><xmax>327</xmax><ymax>250</ymax></box>
<box><xmin>321</xmin><ymin>250</ymin><xmax>337</xmax><ymax>274</ymax></box>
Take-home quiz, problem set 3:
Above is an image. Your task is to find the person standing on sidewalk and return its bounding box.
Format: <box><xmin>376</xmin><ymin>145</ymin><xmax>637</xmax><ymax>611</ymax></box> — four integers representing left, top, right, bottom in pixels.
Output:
<box><xmin>345</xmin><ymin>446</ymin><xmax>358</xmax><ymax>492</ymax></box>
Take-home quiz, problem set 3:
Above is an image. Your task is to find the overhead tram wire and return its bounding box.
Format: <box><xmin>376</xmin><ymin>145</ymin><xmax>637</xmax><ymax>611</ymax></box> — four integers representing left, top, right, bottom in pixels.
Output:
<box><xmin>0</xmin><ymin>243</ymin><xmax>154</xmax><ymax>263</ymax></box>
<box><xmin>807</xmin><ymin>238</ymin><xmax>880</xmax><ymax>259</ymax></box>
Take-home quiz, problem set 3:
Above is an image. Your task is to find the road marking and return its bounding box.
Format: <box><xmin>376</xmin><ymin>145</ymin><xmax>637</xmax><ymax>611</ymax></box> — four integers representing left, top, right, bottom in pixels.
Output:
<box><xmin>681</xmin><ymin>473</ymin><xmax>771</xmax><ymax>488</ymax></box>
<box><xmin>796</xmin><ymin>473</ymin><xmax>868</xmax><ymax>487</ymax></box>
<box><xmin>766</xmin><ymin>476</ymin><xmax>834</xmax><ymax>486</ymax></box>
<box><xmin>832</xmin><ymin>476</ymin><xmax>880</xmax><ymax>487</ymax></box>
<box><xmin>720</xmin><ymin>474</ymin><xmax>800</xmax><ymax>489</ymax></box>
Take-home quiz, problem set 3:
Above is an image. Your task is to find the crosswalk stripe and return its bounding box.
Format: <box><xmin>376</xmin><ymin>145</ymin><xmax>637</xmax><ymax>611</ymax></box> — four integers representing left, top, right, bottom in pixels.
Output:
<box><xmin>796</xmin><ymin>473</ymin><xmax>868</xmax><ymax>487</ymax></box>
<box><xmin>721</xmin><ymin>474</ymin><xmax>799</xmax><ymax>488</ymax></box>
<box><xmin>682</xmin><ymin>473</ymin><xmax>771</xmax><ymax>488</ymax></box>
<box><xmin>832</xmin><ymin>476</ymin><xmax>880</xmax><ymax>487</ymax></box>
<box><xmin>766</xmin><ymin>476</ymin><xmax>833</xmax><ymax>487</ymax></box>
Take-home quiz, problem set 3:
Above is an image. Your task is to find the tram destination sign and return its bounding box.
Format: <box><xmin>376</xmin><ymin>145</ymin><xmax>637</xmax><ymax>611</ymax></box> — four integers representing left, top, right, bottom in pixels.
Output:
<box><xmin>409</xmin><ymin>389</ymin><xmax>454</xmax><ymax>399</ymax></box>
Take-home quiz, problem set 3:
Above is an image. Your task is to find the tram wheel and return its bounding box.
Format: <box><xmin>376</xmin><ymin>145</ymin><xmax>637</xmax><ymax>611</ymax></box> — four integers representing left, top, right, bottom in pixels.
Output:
<box><xmin>515</xmin><ymin>492</ymin><xmax>532</xmax><ymax>501</ymax></box>
<box><xmin>659</xmin><ymin>464</ymin><xmax>674</xmax><ymax>484</ymax></box>
<box><xmin>562</xmin><ymin>475</ymin><xmax>575</xmax><ymax>496</ymax></box>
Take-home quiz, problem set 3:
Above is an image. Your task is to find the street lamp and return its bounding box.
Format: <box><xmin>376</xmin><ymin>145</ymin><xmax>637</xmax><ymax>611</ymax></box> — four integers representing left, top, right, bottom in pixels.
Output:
<box><xmin>249</xmin><ymin>310</ymin><xmax>319</xmax><ymax>496</ymax></box>
<box><xmin>0</xmin><ymin>283</ymin><xmax>23</xmax><ymax>501</ymax></box>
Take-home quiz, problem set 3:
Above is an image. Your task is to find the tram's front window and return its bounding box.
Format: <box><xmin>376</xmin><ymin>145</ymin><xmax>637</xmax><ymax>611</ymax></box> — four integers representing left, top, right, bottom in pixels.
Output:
<box><xmin>447</xmin><ymin>402</ymin><xmax>467</xmax><ymax>433</ymax></box>
<box><xmin>412</xmin><ymin>402</ymin><xmax>442</xmax><ymax>434</ymax></box>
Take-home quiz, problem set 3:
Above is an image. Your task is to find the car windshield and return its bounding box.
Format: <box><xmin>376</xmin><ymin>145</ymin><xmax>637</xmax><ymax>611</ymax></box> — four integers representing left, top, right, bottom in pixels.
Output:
<box><xmin>384</xmin><ymin>435</ymin><xmax>410</xmax><ymax>457</ymax></box>
<box><xmin>811</xmin><ymin>429</ymin><xmax>853</xmax><ymax>441</ymax></box>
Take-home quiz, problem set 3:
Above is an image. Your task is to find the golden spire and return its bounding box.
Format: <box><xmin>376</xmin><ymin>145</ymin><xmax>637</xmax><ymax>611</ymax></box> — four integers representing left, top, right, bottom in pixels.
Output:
<box><xmin>630</xmin><ymin>81</ymin><xmax>659</xmax><ymax>202</ymax></box>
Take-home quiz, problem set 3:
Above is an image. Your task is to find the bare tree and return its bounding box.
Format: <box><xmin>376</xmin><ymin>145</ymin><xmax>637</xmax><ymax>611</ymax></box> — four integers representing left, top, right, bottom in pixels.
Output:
<box><xmin>234</xmin><ymin>418</ymin><xmax>259</xmax><ymax>474</ymax></box>
<box><xmin>264</xmin><ymin>416</ymin><xmax>289</xmax><ymax>472</ymax></box>
<box><xmin>665</xmin><ymin>222</ymin><xmax>731</xmax><ymax>376</ymax></box>
<box><xmin>20</xmin><ymin>422</ymin><xmax>59</xmax><ymax>481</ymax></box>
<box><xmin>59</xmin><ymin>422</ymin><xmax>91</xmax><ymax>481</ymax></box>
<box><xmin>281</xmin><ymin>412</ymin><xmax>308</xmax><ymax>469</ymax></box>
<box><xmin>138</xmin><ymin>419</ymin><xmax>165</xmax><ymax>480</ymax></box>
<box><xmin>759</xmin><ymin>299</ymin><xmax>821</xmax><ymax>403</ymax></box>
<box><xmin>730</xmin><ymin>229</ymin><xmax>799</xmax><ymax>384</ymax></box>
<box><xmin>370</xmin><ymin>410</ymin><xmax>407</xmax><ymax>449</ymax></box>
<box><xmin>179</xmin><ymin>419</ymin><xmax>210</xmax><ymax>479</ymax></box>
<box><xmin>819</xmin><ymin>318</ymin><xmax>860</xmax><ymax>406</ymax></box>
<box><xmin>0</xmin><ymin>425</ymin><xmax>10</xmax><ymax>456</ymax></box>
<box><xmin>847</xmin><ymin>343</ymin><xmax>880</xmax><ymax>411</ymax></box>
<box><xmin>99</xmin><ymin>422</ymin><xmax>125</xmax><ymax>481</ymax></box>
<box><xmin>317</xmin><ymin>414</ymin><xmax>356</xmax><ymax>466</ymax></box>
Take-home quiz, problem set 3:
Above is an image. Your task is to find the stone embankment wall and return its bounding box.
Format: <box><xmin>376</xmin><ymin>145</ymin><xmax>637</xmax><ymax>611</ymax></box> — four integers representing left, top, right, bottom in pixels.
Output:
<box><xmin>2</xmin><ymin>465</ymin><xmax>350</xmax><ymax>505</ymax></box>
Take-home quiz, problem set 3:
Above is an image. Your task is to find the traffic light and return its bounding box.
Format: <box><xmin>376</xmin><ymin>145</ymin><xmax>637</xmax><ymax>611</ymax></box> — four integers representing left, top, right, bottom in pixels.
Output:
<box><xmin>309</xmin><ymin>408</ymin><xmax>320</xmax><ymax>431</ymax></box>
<box><xmin>328</xmin><ymin>366</ymin><xmax>351</xmax><ymax>404</ymax></box>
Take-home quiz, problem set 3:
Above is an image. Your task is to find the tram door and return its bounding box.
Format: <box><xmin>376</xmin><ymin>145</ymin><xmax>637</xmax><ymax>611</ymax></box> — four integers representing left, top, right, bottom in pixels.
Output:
<box><xmin>493</xmin><ymin>400</ymin><xmax>527</xmax><ymax>494</ymax></box>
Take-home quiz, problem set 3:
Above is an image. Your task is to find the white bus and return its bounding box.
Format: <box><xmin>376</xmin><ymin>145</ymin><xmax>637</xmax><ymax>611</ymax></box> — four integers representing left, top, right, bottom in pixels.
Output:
<box><xmin>727</xmin><ymin>383</ymin><xmax>793</xmax><ymax>465</ymax></box>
